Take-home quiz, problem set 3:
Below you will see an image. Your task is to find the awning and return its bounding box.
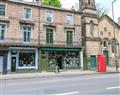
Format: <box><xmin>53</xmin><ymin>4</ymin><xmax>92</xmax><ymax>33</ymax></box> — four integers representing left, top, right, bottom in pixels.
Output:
<box><xmin>41</xmin><ymin>47</ymin><xmax>82</xmax><ymax>52</ymax></box>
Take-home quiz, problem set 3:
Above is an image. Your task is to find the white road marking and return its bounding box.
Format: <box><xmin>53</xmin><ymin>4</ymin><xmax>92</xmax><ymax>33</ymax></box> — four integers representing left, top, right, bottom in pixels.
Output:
<box><xmin>54</xmin><ymin>91</ymin><xmax>79</xmax><ymax>95</ymax></box>
<box><xmin>106</xmin><ymin>86</ymin><xmax>120</xmax><ymax>90</ymax></box>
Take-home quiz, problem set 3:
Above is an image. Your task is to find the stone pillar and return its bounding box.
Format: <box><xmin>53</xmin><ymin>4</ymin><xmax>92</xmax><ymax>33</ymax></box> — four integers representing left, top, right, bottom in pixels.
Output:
<box><xmin>35</xmin><ymin>48</ymin><xmax>39</xmax><ymax>70</ymax></box>
<box><xmin>80</xmin><ymin>50</ymin><xmax>83</xmax><ymax>70</ymax></box>
<box><xmin>7</xmin><ymin>51</ymin><xmax>11</xmax><ymax>73</ymax></box>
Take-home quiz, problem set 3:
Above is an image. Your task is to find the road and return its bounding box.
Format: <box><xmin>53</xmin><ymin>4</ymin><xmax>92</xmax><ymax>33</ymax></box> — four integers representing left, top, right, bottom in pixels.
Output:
<box><xmin>1</xmin><ymin>73</ymin><xmax>120</xmax><ymax>95</ymax></box>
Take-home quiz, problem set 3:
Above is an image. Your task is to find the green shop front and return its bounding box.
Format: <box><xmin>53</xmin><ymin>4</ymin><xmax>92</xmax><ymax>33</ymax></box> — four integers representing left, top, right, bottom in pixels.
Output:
<box><xmin>39</xmin><ymin>47</ymin><xmax>83</xmax><ymax>71</ymax></box>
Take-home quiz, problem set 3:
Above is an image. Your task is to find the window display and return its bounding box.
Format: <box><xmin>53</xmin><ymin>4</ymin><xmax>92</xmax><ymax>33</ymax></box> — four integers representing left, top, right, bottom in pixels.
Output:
<box><xmin>19</xmin><ymin>52</ymin><xmax>35</xmax><ymax>67</ymax></box>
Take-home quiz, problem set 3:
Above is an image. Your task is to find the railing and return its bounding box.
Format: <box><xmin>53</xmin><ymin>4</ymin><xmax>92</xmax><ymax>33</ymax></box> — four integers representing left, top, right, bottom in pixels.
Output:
<box><xmin>0</xmin><ymin>38</ymin><xmax>38</xmax><ymax>45</ymax></box>
<box><xmin>39</xmin><ymin>40</ymin><xmax>82</xmax><ymax>47</ymax></box>
<box><xmin>0</xmin><ymin>38</ymin><xmax>82</xmax><ymax>47</ymax></box>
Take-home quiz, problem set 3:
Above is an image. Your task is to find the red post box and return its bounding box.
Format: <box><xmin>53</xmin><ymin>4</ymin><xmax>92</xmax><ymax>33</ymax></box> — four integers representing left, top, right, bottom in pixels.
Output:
<box><xmin>97</xmin><ymin>54</ymin><xmax>106</xmax><ymax>72</ymax></box>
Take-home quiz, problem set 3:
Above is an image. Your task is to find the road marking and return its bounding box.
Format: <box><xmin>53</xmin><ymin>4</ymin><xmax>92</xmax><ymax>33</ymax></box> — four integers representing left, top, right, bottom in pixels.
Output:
<box><xmin>106</xmin><ymin>86</ymin><xmax>120</xmax><ymax>90</ymax></box>
<box><xmin>54</xmin><ymin>91</ymin><xmax>79</xmax><ymax>95</ymax></box>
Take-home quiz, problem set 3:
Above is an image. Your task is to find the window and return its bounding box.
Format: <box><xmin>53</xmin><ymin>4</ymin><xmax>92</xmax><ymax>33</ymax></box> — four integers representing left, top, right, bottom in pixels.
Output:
<box><xmin>46</xmin><ymin>12</ymin><xmax>53</xmax><ymax>22</ymax></box>
<box><xmin>67</xmin><ymin>31</ymin><xmax>73</xmax><ymax>45</ymax></box>
<box><xmin>22</xmin><ymin>26</ymin><xmax>31</xmax><ymax>43</ymax></box>
<box><xmin>19</xmin><ymin>51</ymin><xmax>35</xmax><ymax>67</ymax></box>
<box><xmin>0</xmin><ymin>24</ymin><xmax>5</xmax><ymax>41</ymax></box>
<box><xmin>111</xmin><ymin>40</ymin><xmax>116</xmax><ymax>53</ymax></box>
<box><xmin>103</xmin><ymin>40</ymin><xmax>107</xmax><ymax>47</ymax></box>
<box><xmin>24</xmin><ymin>8</ymin><xmax>31</xmax><ymax>19</ymax></box>
<box><xmin>90</xmin><ymin>21</ymin><xmax>94</xmax><ymax>37</ymax></box>
<box><xmin>46</xmin><ymin>28</ymin><xmax>53</xmax><ymax>44</ymax></box>
<box><xmin>108</xmin><ymin>32</ymin><xmax>111</xmax><ymax>36</ymax></box>
<box><xmin>0</xmin><ymin>4</ymin><xmax>5</xmax><ymax>16</ymax></box>
<box><xmin>66</xmin><ymin>15</ymin><xmax>72</xmax><ymax>25</ymax></box>
<box><xmin>104</xmin><ymin>27</ymin><xmax>107</xmax><ymax>31</ymax></box>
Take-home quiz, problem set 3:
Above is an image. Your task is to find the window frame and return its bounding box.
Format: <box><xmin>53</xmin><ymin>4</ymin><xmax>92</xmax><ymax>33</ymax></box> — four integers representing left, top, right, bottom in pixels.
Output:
<box><xmin>23</xmin><ymin>7</ymin><xmax>32</xmax><ymax>20</ymax></box>
<box><xmin>0</xmin><ymin>3</ymin><xmax>7</xmax><ymax>16</ymax></box>
<box><xmin>66</xmin><ymin>31</ymin><xmax>73</xmax><ymax>45</ymax></box>
<box><xmin>0</xmin><ymin>23</ymin><xmax>6</xmax><ymax>42</ymax></box>
<box><xmin>46</xmin><ymin>27</ymin><xmax>54</xmax><ymax>44</ymax></box>
<box><xmin>22</xmin><ymin>25</ymin><xmax>32</xmax><ymax>43</ymax></box>
<box><xmin>66</xmin><ymin>14</ymin><xmax>73</xmax><ymax>25</ymax></box>
<box><xmin>46</xmin><ymin>11</ymin><xmax>54</xmax><ymax>22</ymax></box>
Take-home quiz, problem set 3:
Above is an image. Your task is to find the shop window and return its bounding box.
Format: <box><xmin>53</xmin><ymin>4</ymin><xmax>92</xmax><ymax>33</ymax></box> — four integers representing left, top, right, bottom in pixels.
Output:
<box><xmin>24</xmin><ymin>8</ymin><xmax>31</xmax><ymax>20</ymax></box>
<box><xmin>66</xmin><ymin>15</ymin><xmax>72</xmax><ymax>25</ymax></box>
<box><xmin>19</xmin><ymin>51</ymin><xmax>35</xmax><ymax>67</ymax></box>
<box><xmin>22</xmin><ymin>26</ymin><xmax>31</xmax><ymax>43</ymax></box>
<box><xmin>0</xmin><ymin>4</ymin><xmax>5</xmax><ymax>16</ymax></box>
<box><xmin>0</xmin><ymin>24</ymin><xmax>5</xmax><ymax>41</ymax></box>
<box><xmin>46</xmin><ymin>12</ymin><xmax>53</xmax><ymax>22</ymax></box>
<box><xmin>67</xmin><ymin>31</ymin><xmax>73</xmax><ymax>45</ymax></box>
<box><xmin>46</xmin><ymin>28</ymin><xmax>53</xmax><ymax>44</ymax></box>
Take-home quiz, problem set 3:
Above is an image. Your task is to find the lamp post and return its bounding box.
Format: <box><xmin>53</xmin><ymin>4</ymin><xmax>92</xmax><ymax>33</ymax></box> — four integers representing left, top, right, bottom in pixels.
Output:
<box><xmin>112</xmin><ymin>0</ymin><xmax>118</xmax><ymax>72</ymax></box>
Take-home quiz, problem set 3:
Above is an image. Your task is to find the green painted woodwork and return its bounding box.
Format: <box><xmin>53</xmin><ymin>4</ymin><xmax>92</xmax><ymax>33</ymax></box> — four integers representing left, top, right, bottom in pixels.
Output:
<box><xmin>103</xmin><ymin>50</ymin><xmax>109</xmax><ymax>65</ymax></box>
<box><xmin>90</xmin><ymin>55</ymin><xmax>96</xmax><ymax>68</ymax></box>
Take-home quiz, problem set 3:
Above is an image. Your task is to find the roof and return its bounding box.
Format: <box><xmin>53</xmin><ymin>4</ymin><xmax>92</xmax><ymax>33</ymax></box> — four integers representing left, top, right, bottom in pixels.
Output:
<box><xmin>99</xmin><ymin>14</ymin><xmax>120</xmax><ymax>29</ymax></box>
<box><xmin>5</xmin><ymin>0</ymin><xmax>82</xmax><ymax>14</ymax></box>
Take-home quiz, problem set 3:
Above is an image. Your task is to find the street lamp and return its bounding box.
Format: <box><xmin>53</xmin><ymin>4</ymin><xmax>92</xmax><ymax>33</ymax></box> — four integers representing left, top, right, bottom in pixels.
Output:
<box><xmin>112</xmin><ymin>0</ymin><xmax>118</xmax><ymax>72</ymax></box>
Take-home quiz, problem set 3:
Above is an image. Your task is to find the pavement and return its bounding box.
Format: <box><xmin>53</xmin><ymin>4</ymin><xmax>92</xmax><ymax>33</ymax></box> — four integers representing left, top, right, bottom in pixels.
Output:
<box><xmin>0</xmin><ymin>66</ymin><xmax>120</xmax><ymax>80</ymax></box>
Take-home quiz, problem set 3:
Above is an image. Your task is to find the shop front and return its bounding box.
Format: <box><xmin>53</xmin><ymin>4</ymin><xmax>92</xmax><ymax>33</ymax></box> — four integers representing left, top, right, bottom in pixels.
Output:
<box><xmin>7</xmin><ymin>47</ymin><xmax>38</xmax><ymax>72</ymax></box>
<box><xmin>40</xmin><ymin>47</ymin><xmax>83</xmax><ymax>71</ymax></box>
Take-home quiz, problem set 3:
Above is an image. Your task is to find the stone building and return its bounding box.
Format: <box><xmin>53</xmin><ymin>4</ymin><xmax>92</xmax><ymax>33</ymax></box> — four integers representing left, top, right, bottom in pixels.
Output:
<box><xmin>98</xmin><ymin>15</ymin><xmax>120</xmax><ymax>66</ymax></box>
<box><xmin>0</xmin><ymin>0</ymin><xmax>83</xmax><ymax>73</ymax></box>
<box><xmin>0</xmin><ymin>0</ymin><xmax>119</xmax><ymax>73</ymax></box>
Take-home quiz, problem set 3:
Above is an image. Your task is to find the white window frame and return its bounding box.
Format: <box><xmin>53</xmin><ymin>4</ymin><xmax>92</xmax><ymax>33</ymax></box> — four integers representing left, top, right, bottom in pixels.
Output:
<box><xmin>23</xmin><ymin>7</ymin><xmax>32</xmax><ymax>20</ymax></box>
<box><xmin>0</xmin><ymin>23</ymin><xmax>7</xmax><ymax>42</ymax></box>
<box><xmin>45</xmin><ymin>27</ymin><xmax>55</xmax><ymax>44</ymax></box>
<box><xmin>0</xmin><ymin>3</ymin><xmax>7</xmax><ymax>17</ymax></box>
<box><xmin>22</xmin><ymin>25</ymin><xmax>32</xmax><ymax>44</ymax></box>
<box><xmin>46</xmin><ymin>11</ymin><xmax>54</xmax><ymax>22</ymax></box>
<box><xmin>66</xmin><ymin>14</ymin><xmax>73</xmax><ymax>25</ymax></box>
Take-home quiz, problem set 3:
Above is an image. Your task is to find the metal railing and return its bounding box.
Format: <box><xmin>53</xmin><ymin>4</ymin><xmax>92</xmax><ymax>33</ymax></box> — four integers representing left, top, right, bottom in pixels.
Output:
<box><xmin>0</xmin><ymin>38</ymin><xmax>38</xmax><ymax>45</ymax></box>
<box><xmin>39</xmin><ymin>40</ymin><xmax>81</xmax><ymax>47</ymax></box>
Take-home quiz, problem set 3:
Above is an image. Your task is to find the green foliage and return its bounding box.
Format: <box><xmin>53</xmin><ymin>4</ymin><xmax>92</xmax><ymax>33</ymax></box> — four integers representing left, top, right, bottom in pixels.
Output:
<box><xmin>42</xmin><ymin>0</ymin><xmax>62</xmax><ymax>7</ymax></box>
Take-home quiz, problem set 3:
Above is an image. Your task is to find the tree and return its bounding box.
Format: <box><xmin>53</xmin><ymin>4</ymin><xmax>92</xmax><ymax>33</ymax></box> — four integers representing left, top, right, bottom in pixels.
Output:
<box><xmin>42</xmin><ymin>0</ymin><xmax>62</xmax><ymax>7</ymax></box>
<box><xmin>96</xmin><ymin>3</ymin><xmax>109</xmax><ymax>18</ymax></box>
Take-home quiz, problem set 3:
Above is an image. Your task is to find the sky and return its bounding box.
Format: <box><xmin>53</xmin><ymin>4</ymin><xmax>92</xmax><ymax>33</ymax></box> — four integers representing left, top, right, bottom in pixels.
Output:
<box><xmin>24</xmin><ymin>0</ymin><xmax>120</xmax><ymax>22</ymax></box>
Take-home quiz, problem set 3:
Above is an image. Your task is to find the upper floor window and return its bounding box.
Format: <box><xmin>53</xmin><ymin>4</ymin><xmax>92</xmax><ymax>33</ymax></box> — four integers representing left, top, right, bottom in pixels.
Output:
<box><xmin>46</xmin><ymin>28</ymin><xmax>53</xmax><ymax>44</ymax></box>
<box><xmin>66</xmin><ymin>15</ymin><xmax>72</xmax><ymax>25</ymax></box>
<box><xmin>46</xmin><ymin>12</ymin><xmax>53</xmax><ymax>22</ymax></box>
<box><xmin>22</xmin><ymin>26</ymin><xmax>31</xmax><ymax>43</ymax></box>
<box><xmin>0</xmin><ymin>4</ymin><xmax>5</xmax><ymax>16</ymax></box>
<box><xmin>67</xmin><ymin>31</ymin><xmax>73</xmax><ymax>45</ymax></box>
<box><xmin>0</xmin><ymin>24</ymin><xmax>6</xmax><ymax>41</ymax></box>
<box><xmin>24</xmin><ymin>8</ymin><xmax>31</xmax><ymax>20</ymax></box>
<box><xmin>90</xmin><ymin>21</ymin><xmax>94</xmax><ymax>37</ymax></box>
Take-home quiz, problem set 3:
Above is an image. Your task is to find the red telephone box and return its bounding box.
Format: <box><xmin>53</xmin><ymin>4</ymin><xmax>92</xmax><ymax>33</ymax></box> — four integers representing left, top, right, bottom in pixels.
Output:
<box><xmin>96</xmin><ymin>54</ymin><xmax>106</xmax><ymax>72</ymax></box>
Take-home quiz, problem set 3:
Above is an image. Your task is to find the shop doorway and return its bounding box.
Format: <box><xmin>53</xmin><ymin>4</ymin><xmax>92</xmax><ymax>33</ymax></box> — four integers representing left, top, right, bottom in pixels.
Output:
<box><xmin>0</xmin><ymin>56</ymin><xmax>3</xmax><ymax>73</ymax></box>
<box><xmin>90</xmin><ymin>55</ymin><xmax>96</xmax><ymax>69</ymax></box>
<box><xmin>56</xmin><ymin>56</ymin><xmax>63</xmax><ymax>69</ymax></box>
<box><xmin>11</xmin><ymin>57</ymin><xmax>17</xmax><ymax>72</ymax></box>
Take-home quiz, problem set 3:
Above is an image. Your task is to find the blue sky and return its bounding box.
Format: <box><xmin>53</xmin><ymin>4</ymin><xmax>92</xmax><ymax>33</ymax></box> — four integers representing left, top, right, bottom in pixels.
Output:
<box><xmin>25</xmin><ymin>0</ymin><xmax>120</xmax><ymax>22</ymax></box>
